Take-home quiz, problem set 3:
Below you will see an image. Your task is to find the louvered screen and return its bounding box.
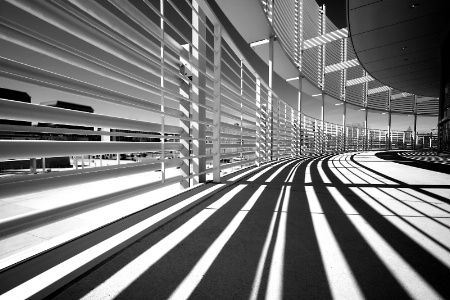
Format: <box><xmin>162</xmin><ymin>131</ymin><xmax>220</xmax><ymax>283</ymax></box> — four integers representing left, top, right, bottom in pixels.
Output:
<box><xmin>274</xmin><ymin>0</ymin><xmax>296</xmax><ymax>63</ymax></box>
<box><xmin>302</xmin><ymin>0</ymin><xmax>319</xmax><ymax>85</ymax></box>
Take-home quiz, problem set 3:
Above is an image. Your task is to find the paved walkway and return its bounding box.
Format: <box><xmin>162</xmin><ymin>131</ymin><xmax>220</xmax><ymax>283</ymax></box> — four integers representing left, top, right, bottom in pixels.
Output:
<box><xmin>45</xmin><ymin>151</ymin><xmax>450</xmax><ymax>300</ymax></box>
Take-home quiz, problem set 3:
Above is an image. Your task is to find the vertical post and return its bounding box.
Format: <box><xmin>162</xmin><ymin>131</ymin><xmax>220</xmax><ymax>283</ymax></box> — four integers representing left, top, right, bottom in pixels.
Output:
<box><xmin>29</xmin><ymin>158</ymin><xmax>37</xmax><ymax>174</ymax></box>
<box><xmin>192</xmin><ymin>0</ymin><xmax>206</xmax><ymax>184</ymax></box>
<box><xmin>298</xmin><ymin>76</ymin><xmax>303</xmax><ymax>156</ymax></box>
<box><xmin>345</xmin><ymin>127</ymin><xmax>349</xmax><ymax>151</ymax></box>
<box><xmin>284</xmin><ymin>103</ymin><xmax>287</xmax><ymax>157</ymax></box>
<box><xmin>41</xmin><ymin>157</ymin><xmax>46</xmax><ymax>173</ymax></box>
<box><xmin>240</xmin><ymin>60</ymin><xmax>243</xmax><ymax>163</ymax></box>
<box><xmin>379</xmin><ymin>130</ymin><xmax>381</xmax><ymax>149</ymax></box>
<box><xmin>256</xmin><ymin>78</ymin><xmax>261</xmax><ymax>166</ymax></box>
<box><xmin>363</xmin><ymin>70</ymin><xmax>368</xmax><ymax>151</ymax></box>
<box><xmin>81</xmin><ymin>156</ymin><xmax>85</xmax><ymax>169</ymax></box>
<box><xmin>388</xmin><ymin>89</ymin><xmax>392</xmax><ymax>150</ymax></box>
<box><xmin>314</xmin><ymin>119</ymin><xmax>318</xmax><ymax>155</ymax></box>
<box><xmin>295</xmin><ymin>0</ymin><xmax>304</xmax><ymax>154</ymax></box>
<box><xmin>268</xmin><ymin>34</ymin><xmax>275</xmax><ymax>160</ymax></box>
<box><xmin>179</xmin><ymin>82</ymin><xmax>191</xmax><ymax>189</ymax></box>
<box><xmin>413</xmin><ymin>95</ymin><xmax>417</xmax><ymax>150</ymax></box>
<box><xmin>321</xmin><ymin>92</ymin><xmax>325</xmax><ymax>153</ymax></box>
<box><xmin>212</xmin><ymin>23</ymin><xmax>222</xmax><ymax>182</ymax></box>
<box><xmin>267</xmin><ymin>0</ymin><xmax>274</xmax><ymax>23</ymax></box>
<box><xmin>318</xmin><ymin>5</ymin><xmax>326</xmax><ymax>90</ymax></box>
<box><xmin>291</xmin><ymin>108</ymin><xmax>295</xmax><ymax>157</ymax></box>
<box><xmin>294</xmin><ymin>0</ymin><xmax>303</xmax><ymax>70</ymax></box>
<box><xmin>319</xmin><ymin>5</ymin><xmax>326</xmax><ymax>153</ymax></box>
<box><xmin>341</xmin><ymin>37</ymin><xmax>348</xmax><ymax>153</ymax></box>
<box><xmin>276</xmin><ymin>99</ymin><xmax>280</xmax><ymax>159</ymax></box>
<box><xmin>403</xmin><ymin>131</ymin><xmax>406</xmax><ymax>148</ymax></box>
<box><xmin>356</xmin><ymin>128</ymin><xmax>360</xmax><ymax>151</ymax></box>
<box><xmin>364</xmin><ymin>108</ymin><xmax>368</xmax><ymax>151</ymax></box>
<box><xmin>342</xmin><ymin>101</ymin><xmax>347</xmax><ymax>152</ymax></box>
<box><xmin>160</xmin><ymin>0</ymin><xmax>166</xmax><ymax>183</ymax></box>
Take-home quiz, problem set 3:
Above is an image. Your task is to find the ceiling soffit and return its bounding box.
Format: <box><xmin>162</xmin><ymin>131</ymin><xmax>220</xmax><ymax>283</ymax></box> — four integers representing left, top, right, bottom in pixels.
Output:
<box><xmin>348</xmin><ymin>0</ymin><xmax>450</xmax><ymax>97</ymax></box>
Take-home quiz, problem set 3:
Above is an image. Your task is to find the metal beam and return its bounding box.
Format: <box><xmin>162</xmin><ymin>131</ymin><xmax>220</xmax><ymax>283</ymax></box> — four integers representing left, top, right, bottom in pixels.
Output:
<box><xmin>346</xmin><ymin>75</ymin><xmax>374</xmax><ymax>87</ymax></box>
<box><xmin>302</xmin><ymin>28</ymin><xmax>348</xmax><ymax>50</ymax></box>
<box><xmin>325</xmin><ymin>58</ymin><xmax>359</xmax><ymax>74</ymax></box>
<box><xmin>368</xmin><ymin>85</ymin><xmax>390</xmax><ymax>95</ymax></box>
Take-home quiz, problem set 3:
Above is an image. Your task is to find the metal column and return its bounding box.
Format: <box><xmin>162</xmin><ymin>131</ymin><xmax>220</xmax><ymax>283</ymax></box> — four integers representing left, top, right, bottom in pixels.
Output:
<box><xmin>212</xmin><ymin>24</ymin><xmax>222</xmax><ymax>183</ymax></box>
<box><xmin>268</xmin><ymin>34</ymin><xmax>275</xmax><ymax>160</ymax></box>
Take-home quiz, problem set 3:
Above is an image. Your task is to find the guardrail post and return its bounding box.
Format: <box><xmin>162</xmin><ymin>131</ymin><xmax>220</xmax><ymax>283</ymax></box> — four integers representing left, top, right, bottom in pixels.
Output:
<box><xmin>268</xmin><ymin>34</ymin><xmax>275</xmax><ymax>160</ymax></box>
<box><xmin>276</xmin><ymin>99</ymin><xmax>280</xmax><ymax>159</ymax></box>
<box><xmin>179</xmin><ymin>80</ymin><xmax>191</xmax><ymax>189</ymax></box>
<box><xmin>291</xmin><ymin>108</ymin><xmax>295</xmax><ymax>157</ymax></box>
<box><xmin>413</xmin><ymin>95</ymin><xmax>417</xmax><ymax>150</ymax></box>
<box><xmin>298</xmin><ymin>76</ymin><xmax>302</xmax><ymax>156</ymax></box>
<box><xmin>256</xmin><ymin>78</ymin><xmax>261</xmax><ymax>167</ymax></box>
<box><xmin>41</xmin><ymin>157</ymin><xmax>46</xmax><ymax>173</ymax></box>
<box><xmin>212</xmin><ymin>23</ymin><xmax>222</xmax><ymax>183</ymax></box>
<box><xmin>160</xmin><ymin>0</ymin><xmax>166</xmax><ymax>183</ymax></box>
<box><xmin>387</xmin><ymin>89</ymin><xmax>392</xmax><ymax>150</ymax></box>
<box><xmin>192</xmin><ymin>0</ymin><xmax>207</xmax><ymax>184</ymax></box>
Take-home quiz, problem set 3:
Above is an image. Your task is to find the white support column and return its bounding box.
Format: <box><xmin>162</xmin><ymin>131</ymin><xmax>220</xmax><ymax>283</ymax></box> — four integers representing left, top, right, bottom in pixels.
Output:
<box><xmin>304</xmin><ymin>115</ymin><xmax>307</xmax><ymax>155</ymax></box>
<box><xmin>160</xmin><ymin>0</ymin><xmax>166</xmax><ymax>183</ymax></box>
<box><xmin>379</xmin><ymin>130</ymin><xmax>382</xmax><ymax>149</ymax></box>
<box><xmin>356</xmin><ymin>128</ymin><xmax>360</xmax><ymax>151</ymax></box>
<box><xmin>318</xmin><ymin>5</ymin><xmax>326</xmax><ymax>90</ymax></box>
<box><xmin>179</xmin><ymin>82</ymin><xmax>191</xmax><ymax>189</ymax></box>
<box><xmin>291</xmin><ymin>108</ymin><xmax>295</xmax><ymax>157</ymax></box>
<box><xmin>240</xmin><ymin>60</ymin><xmax>243</xmax><ymax>163</ymax></box>
<box><xmin>345</xmin><ymin>127</ymin><xmax>349</xmax><ymax>151</ymax></box>
<box><xmin>192</xmin><ymin>0</ymin><xmax>206</xmax><ymax>184</ymax></box>
<box><xmin>212</xmin><ymin>23</ymin><xmax>222</xmax><ymax>183</ymax></box>
<box><xmin>41</xmin><ymin>157</ymin><xmax>46</xmax><ymax>173</ymax></box>
<box><xmin>388</xmin><ymin>89</ymin><xmax>392</xmax><ymax>150</ymax></box>
<box><xmin>314</xmin><ymin>119</ymin><xmax>318</xmax><ymax>155</ymax></box>
<box><xmin>321</xmin><ymin>92</ymin><xmax>325</xmax><ymax>153</ymax></box>
<box><xmin>364</xmin><ymin>108</ymin><xmax>368</xmax><ymax>151</ymax></box>
<box><xmin>319</xmin><ymin>5</ymin><xmax>326</xmax><ymax>154</ymax></box>
<box><xmin>413</xmin><ymin>95</ymin><xmax>417</xmax><ymax>150</ymax></box>
<box><xmin>268</xmin><ymin>34</ymin><xmax>275</xmax><ymax>160</ymax></box>
<box><xmin>296</xmin><ymin>0</ymin><xmax>304</xmax><ymax>157</ymax></box>
<box><xmin>298</xmin><ymin>76</ymin><xmax>303</xmax><ymax>156</ymax></box>
<box><xmin>256</xmin><ymin>78</ymin><xmax>261</xmax><ymax>167</ymax></box>
<box><xmin>284</xmin><ymin>103</ymin><xmax>287</xmax><ymax>157</ymax></box>
<box><xmin>341</xmin><ymin>38</ymin><xmax>348</xmax><ymax>153</ymax></box>
<box><xmin>363</xmin><ymin>71</ymin><xmax>369</xmax><ymax>151</ymax></box>
<box><xmin>276</xmin><ymin>99</ymin><xmax>280</xmax><ymax>159</ymax></box>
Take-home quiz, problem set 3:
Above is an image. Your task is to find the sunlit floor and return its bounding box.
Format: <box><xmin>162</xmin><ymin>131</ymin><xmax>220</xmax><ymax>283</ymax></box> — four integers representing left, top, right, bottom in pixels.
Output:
<box><xmin>3</xmin><ymin>151</ymin><xmax>450</xmax><ymax>299</ymax></box>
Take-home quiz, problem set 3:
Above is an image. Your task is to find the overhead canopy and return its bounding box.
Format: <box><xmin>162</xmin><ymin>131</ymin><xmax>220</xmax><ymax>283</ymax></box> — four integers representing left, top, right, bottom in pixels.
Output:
<box><xmin>348</xmin><ymin>0</ymin><xmax>450</xmax><ymax>97</ymax></box>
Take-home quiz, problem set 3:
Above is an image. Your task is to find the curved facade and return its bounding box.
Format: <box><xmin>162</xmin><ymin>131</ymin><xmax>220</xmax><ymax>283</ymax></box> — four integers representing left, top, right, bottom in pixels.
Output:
<box><xmin>256</xmin><ymin>0</ymin><xmax>440</xmax><ymax>116</ymax></box>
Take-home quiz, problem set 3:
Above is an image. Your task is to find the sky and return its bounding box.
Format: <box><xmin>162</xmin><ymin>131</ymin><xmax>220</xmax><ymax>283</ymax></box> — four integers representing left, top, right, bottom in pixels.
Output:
<box><xmin>0</xmin><ymin>0</ymin><xmax>437</xmax><ymax>133</ymax></box>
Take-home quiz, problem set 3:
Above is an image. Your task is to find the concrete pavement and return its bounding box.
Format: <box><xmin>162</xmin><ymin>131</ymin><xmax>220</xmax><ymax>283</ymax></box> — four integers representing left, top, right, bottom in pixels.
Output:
<box><xmin>48</xmin><ymin>151</ymin><xmax>450</xmax><ymax>299</ymax></box>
